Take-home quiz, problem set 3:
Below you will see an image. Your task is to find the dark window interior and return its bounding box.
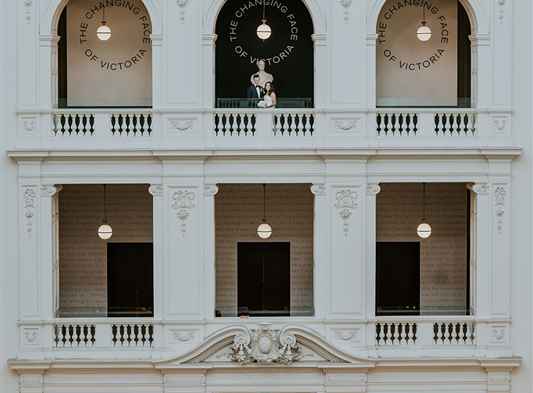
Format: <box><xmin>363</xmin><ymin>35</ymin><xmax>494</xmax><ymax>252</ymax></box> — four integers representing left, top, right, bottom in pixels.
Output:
<box><xmin>107</xmin><ymin>243</ymin><xmax>153</xmax><ymax>317</ymax></box>
<box><xmin>58</xmin><ymin>9</ymin><xmax>67</xmax><ymax>108</ymax></box>
<box><xmin>238</xmin><ymin>242</ymin><xmax>290</xmax><ymax>317</ymax></box>
<box><xmin>457</xmin><ymin>2</ymin><xmax>472</xmax><ymax>107</ymax></box>
<box><xmin>376</xmin><ymin>242</ymin><xmax>420</xmax><ymax>316</ymax></box>
<box><xmin>215</xmin><ymin>0</ymin><xmax>314</xmax><ymax>108</ymax></box>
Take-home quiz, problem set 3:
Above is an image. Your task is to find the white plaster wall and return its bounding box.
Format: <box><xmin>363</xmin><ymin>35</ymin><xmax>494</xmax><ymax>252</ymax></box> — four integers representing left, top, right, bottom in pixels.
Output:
<box><xmin>377</xmin><ymin>183</ymin><xmax>468</xmax><ymax>313</ymax></box>
<box><xmin>58</xmin><ymin>184</ymin><xmax>153</xmax><ymax>316</ymax></box>
<box><xmin>215</xmin><ymin>184</ymin><xmax>314</xmax><ymax>317</ymax></box>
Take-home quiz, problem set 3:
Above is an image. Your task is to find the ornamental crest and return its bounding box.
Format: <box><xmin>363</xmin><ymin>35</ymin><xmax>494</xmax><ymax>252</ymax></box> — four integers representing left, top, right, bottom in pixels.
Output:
<box><xmin>231</xmin><ymin>324</ymin><xmax>301</xmax><ymax>365</ymax></box>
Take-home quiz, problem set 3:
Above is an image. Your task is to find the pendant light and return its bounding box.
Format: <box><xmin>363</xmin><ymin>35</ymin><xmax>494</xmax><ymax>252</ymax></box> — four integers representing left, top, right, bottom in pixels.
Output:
<box><xmin>256</xmin><ymin>0</ymin><xmax>272</xmax><ymax>40</ymax></box>
<box><xmin>257</xmin><ymin>184</ymin><xmax>273</xmax><ymax>239</ymax></box>
<box><xmin>98</xmin><ymin>185</ymin><xmax>113</xmax><ymax>240</ymax></box>
<box><xmin>417</xmin><ymin>183</ymin><xmax>432</xmax><ymax>239</ymax></box>
<box><xmin>97</xmin><ymin>6</ymin><xmax>112</xmax><ymax>41</ymax></box>
<box><xmin>416</xmin><ymin>6</ymin><xmax>432</xmax><ymax>42</ymax></box>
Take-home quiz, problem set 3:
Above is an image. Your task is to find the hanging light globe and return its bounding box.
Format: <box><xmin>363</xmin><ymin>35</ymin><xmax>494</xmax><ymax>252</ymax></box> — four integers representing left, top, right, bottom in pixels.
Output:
<box><xmin>98</xmin><ymin>223</ymin><xmax>113</xmax><ymax>240</ymax></box>
<box><xmin>257</xmin><ymin>19</ymin><xmax>272</xmax><ymax>40</ymax></box>
<box><xmin>417</xmin><ymin>222</ymin><xmax>432</xmax><ymax>239</ymax></box>
<box><xmin>416</xmin><ymin>23</ymin><xmax>432</xmax><ymax>42</ymax></box>
<box><xmin>97</xmin><ymin>22</ymin><xmax>112</xmax><ymax>41</ymax></box>
<box><xmin>257</xmin><ymin>222</ymin><xmax>273</xmax><ymax>239</ymax></box>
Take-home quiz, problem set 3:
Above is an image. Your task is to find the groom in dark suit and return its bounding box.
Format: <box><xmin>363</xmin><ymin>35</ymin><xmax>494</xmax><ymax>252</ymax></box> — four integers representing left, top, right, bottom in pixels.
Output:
<box><xmin>246</xmin><ymin>74</ymin><xmax>264</xmax><ymax>99</ymax></box>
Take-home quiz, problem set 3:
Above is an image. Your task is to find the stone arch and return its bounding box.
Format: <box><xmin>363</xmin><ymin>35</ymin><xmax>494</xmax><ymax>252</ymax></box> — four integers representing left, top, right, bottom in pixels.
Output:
<box><xmin>205</xmin><ymin>0</ymin><xmax>326</xmax><ymax>35</ymax></box>
<box><xmin>367</xmin><ymin>0</ymin><xmax>488</xmax><ymax>36</ymax></box>
<box><xmin>41</xmin><ymin>0</ymin><xmax>162</xmax><ymax>36</ymax></box>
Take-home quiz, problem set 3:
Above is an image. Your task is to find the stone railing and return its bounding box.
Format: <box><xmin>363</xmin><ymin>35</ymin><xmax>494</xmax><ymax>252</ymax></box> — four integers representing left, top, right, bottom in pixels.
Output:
<box><xmin>17</xmin><ymin>316</ymin><xmax>511</xmax><ymax>360</ymax></box>
<box><xmin>14</xmin><ymin>107</ymin><xmax>512</xmax><ymax>151</ymax></box>
<box><xmin>25</xmin><ymin>318</ymin><xmax>160</xmax><ymax>355</ymax></box>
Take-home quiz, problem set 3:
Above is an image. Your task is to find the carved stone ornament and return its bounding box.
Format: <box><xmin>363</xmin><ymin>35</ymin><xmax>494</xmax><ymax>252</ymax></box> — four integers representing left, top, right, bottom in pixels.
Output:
<box><xmin>494</xmin><ymin>186</ymin><xmax>506</xmax><ymax>234</ymax></box>
<box><xmin>24</xmin><ymin>0</ymin><xmax>33</xmax><ymax>23</ymax></box>
<box><xmin>23</xmin><ymin>186</ymin><xmax>37</xmax><ymax>236</ymax></box>
<box><xmin>171</xmin><ymin>189</ymin><xmax>196</xmax><ymax>235</ymax></box>
<box><xmin>231</xmin><ymin>324</ymin><xmax>301</xmax><ymax>365</ymax></box>
<box><xmin>334</xmin><ymin>118</ymin><xmax>359</xmax><ymax>131</ymax></box>
<box><xmin>177</xmin><ymin>0</ymin><xmax>188</xmax><ymax>23</ymax></box>
<box><xmin>338</xmin><ymin>0</ymin><xmax>352</xmax><ymax>22</ymax></box>
<box><xmin>23</xmin><ymin>327</ymin><xmax>40</xmax><ymax>346</ymax></box>
<box><xmin>497</xmin><ymin>0</ymin><xmax>506</xmax><ymax>23</ymax></box>
<box><xmin>169</xmin><ymin>118</ymin><xmax>194</xmax><ymax>132</ymax></box>
<box><xmin>335</xmin><ymin>189</ymin><xmax>358</xmax><ymax>236</ymax></box>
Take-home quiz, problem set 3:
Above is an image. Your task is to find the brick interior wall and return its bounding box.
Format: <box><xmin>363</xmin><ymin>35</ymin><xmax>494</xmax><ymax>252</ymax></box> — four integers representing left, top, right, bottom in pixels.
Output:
<box><xmin>215</xmin><ymin>184</ymin><xmax>314</xmax><ymax>317</ymax></box>
<box><xmin>58</xmin><ymin>184</ymin><xmax>152</xmax><ymax>317</ymax></box>
<box><xmin>377</xmin><ymin>183</ymin><xmax>469</xmax><ymax>314</ymax></box>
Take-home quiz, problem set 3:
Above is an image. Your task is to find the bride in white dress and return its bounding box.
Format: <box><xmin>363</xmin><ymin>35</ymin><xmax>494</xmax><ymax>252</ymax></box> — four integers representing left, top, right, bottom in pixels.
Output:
<box><xmin>257</xmin><ymin>82</ymin><xmax>277</xmax><ymax>108</ymax></box>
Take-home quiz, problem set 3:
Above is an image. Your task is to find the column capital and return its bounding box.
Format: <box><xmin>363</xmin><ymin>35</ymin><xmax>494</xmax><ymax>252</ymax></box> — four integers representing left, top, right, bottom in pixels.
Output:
<box><xmin>202</xmin><ymin>34</ymin><xmax>218</xmax><ymax>46</ymax></box>
<box><xmin>367</xmin><ymin>183</ymin><xmax>381</xmax><ymax>196</ymax></box>
<box><xmin>204</xmin><ymin>184</ymin><xmax>219</xmax><ymax>197</ymax></box>
<box><xmin>149</xmin><ymin>184</ymin><xmax>164</xmax><ymax>197</ymax></box>
<box><xmin>310</xmin><ymin>183</ymin><xmax>326</xmax><ymax>196</ymax></box>
<box><xmin>468</xmin><ymin>182</ymin><xmax>490</xmax><ymax>195</ymax></box>
<box><xmin>40</xmin><ymin>185</ymin><xmax>62</xmax><ymax>198</ymax></box>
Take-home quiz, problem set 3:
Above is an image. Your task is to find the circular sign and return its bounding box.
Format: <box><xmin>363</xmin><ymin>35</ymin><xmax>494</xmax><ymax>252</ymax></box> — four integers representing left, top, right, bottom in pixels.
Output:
<box><xmin>227</xmin><ymin>0</ymin><xmax>300</xmax><ymax>66</ymax></box>
<box><xmin>377</xmin><ymin>2</ymin><xmax>451</xmax><ymax>72</ymax></box>
<box><xmin>78</xmin><ymin>2</ymin><xmax>152</xmax><ymax>71</ymax></box>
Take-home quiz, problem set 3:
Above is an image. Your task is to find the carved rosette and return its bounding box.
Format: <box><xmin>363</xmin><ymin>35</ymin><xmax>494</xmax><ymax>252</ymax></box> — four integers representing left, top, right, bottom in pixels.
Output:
<box><xmin>335</xmin><ymin>189</ymin><xmax>358</xmax><ymax>236</ymax></box>
<box><xmin>171</xmin><ymin>189</ymin><xmax>196</xmax><ymax>235</ymax></box>
<box><xmin>494</xmin><ymin>186</ymin><xmax>507</xmax><ymax>234</ymax></box>
<box><xmin>231</xmin><ymin>325</ymin><xmax>301</xmax><ymax>365</ymax></box>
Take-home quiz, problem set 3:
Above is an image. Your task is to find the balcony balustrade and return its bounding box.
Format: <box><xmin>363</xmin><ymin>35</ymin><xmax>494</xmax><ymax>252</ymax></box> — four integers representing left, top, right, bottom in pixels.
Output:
<box><xmin>14</xmin><ymin>107</ymin><xmax>511</xmax><ymax>152</ymax></box>
<box><xmin>18</xmin><ymin>315</ymin><xmax>500</xmax><ymax>360</ymax></box>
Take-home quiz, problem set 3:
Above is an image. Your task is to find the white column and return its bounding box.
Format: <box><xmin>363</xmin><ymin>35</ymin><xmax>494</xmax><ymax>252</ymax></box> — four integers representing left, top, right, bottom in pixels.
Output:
<box><xmin>39</xmin><ymin>185</ymin><xmax>62</xmax><ymax>320</ymax></box>
<box><xmin>203</xmin><ymin>184</ymin><xmax>219</xmax><ymax>319</ymax></box>
<box><xmin>328</xmin><ymin>182</ymin><xmax>366</xmax><ymax>319</ymax></box>
<box><xmin>151</xmin><ymin>34</ymin><xmax>164</xmax><ymax>109</ymax></box>
<box><xmin>468</xmin><ymin>183</ymin><xmax>491</xmax><ymax>319</ymax></box>
<box><xmin>311</xmin><ymin>184</ymin><xmax>328</xmax><ymax>318</ymax></box>
<box><xmin>202</xmin><ymin>34</ymin><xmax>217</xmax><ymax>108</ymax></box>
<box><xmin>366</xmin><ymin>34</ymin><xmax>377</xmax><ymax>108</ymax></box>
<box><xmin>149</xmin><ymin>184</ymin><xmax>164</xmax><ymax>320</ymax></box>
<box><xmin>312</xmin><ymin>34</ymin><xmax>328</xmax><ymax>108</ymax></box>
<box><xmin>365</xmin><ymin>184</ymin><xmax>380</xmax><ymax>319</ymax></box>
<box><xmin>470</xmin><ymin>34</ymin><xmax>492</xmax><ymax>109</ymax></box>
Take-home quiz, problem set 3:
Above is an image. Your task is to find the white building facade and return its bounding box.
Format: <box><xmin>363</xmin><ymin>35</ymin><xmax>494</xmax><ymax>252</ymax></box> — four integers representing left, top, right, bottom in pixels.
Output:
<box><xmin>0</xmin><ymin>0</ymin><xmax>531</xmax><ymax>392</ymax></box>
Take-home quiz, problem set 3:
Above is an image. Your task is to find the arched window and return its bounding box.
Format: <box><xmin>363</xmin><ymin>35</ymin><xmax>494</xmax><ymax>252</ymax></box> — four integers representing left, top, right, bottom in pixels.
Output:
<box><xmin>57</xmin><ymin>0</ymin><xmax>153</xmax><ymax>108</ymax></box>
<box><xmin>376</xmin><ymin>0</ymin><xmax>472</xmax><ymax>108</ymax></box>
<box><xmin>215</xmin><ymin>0</ymin><xmax>314</xmax><ymax>108</ymax></box>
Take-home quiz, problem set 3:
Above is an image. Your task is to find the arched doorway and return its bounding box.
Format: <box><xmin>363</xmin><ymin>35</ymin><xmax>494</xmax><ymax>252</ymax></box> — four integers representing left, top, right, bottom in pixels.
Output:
<box><xmin>215</xmin><ymin>0</ymin><xmax>314</xmax><ymax>108</ymax></box>
<box><xmin>56</xmin><ymin>0</ymin><xmax>153</xmax><ymax>108</ymax></box>
<box><xmin>376</xmin><ymin>0</ymin><xmax>472</xmax><ymax>107</ymax></box>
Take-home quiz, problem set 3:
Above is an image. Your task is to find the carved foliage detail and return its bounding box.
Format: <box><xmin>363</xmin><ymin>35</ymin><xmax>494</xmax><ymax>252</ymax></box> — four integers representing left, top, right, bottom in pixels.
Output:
<box><xmin>335</xmin><ymin>189</ymin><xmax>358</xmax><ymax>236</ymax></box>
<box><xmin>231</xmin><ymin>324</ymin><xmax>301</xmax><ymax>365</ymax></box>
<box><xmin>494</xmin><ymin>186</ymin><xmax>506</xmax><ymax>234</ymax></box>
<box><xmin>24</xmin><ymin>0</ymin><xmax>33</xmax><ymax>23</ymax></box>
<box><xmin>177</xmin><ymin>0</ymin><xmax>189</xmax><ymax>23</ymax></box>
<box><xmin>22</xmin><ymin>186</ymin><xmax>37</xmax><ymax>236</ymax></box>
<box><xmin>171</xmin><ymin>189</ymin><xmax>196</xmax><ymax>235</ymax></box>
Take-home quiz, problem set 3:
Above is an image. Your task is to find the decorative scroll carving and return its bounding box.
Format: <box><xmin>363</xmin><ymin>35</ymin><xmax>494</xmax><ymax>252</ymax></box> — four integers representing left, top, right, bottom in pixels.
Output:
<box><xmin>231</xmin><ymin>324</ymin><xmax>301</xmax><ymax>365</ymax></box>
<box><xmin>22</xmin><ymin>186</ymin><xmax>37</xmax><ymax>236</ymax></box>
<box><xmin>335</xmin><ymin>189</ymin><xmax>358</xmax><ymax>236</ymax></box>
<box><xmin>171</xmin><ymin>189</ymin><xmax>196</xmax><ymax>235</ymax></box>
<box><xmin>494</xmin><ymin>186</ymin><xmax>506</xmax><ymax>234</ymax></box>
